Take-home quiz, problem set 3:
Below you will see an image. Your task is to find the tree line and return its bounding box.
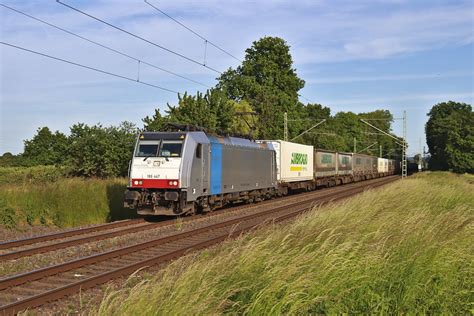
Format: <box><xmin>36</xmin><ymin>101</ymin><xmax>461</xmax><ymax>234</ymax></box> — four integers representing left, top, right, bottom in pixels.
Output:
<box><xmin>425</xmin><ymin>101</ymin><xmax>473</xmax><ymax>173</ymax></box>
<box><xmin>3</xmin><ymin>36</ymin><xmax>468</xmax><ymax>177</ymax></box>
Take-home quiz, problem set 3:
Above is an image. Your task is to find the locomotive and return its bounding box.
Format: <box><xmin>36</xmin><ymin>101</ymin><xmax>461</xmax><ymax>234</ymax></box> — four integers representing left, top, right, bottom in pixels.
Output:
<box><xmin>124</xmin><ymin>131</ymin><xmax>399</xmax><ymax>216</ymax></box>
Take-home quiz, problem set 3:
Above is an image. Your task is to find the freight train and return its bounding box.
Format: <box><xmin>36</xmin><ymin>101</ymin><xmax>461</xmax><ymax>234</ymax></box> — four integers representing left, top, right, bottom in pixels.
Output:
<box><xmin>124</xmin><ymin>131</ymin><xmax>400</xmax><ymax>216</ymax></box>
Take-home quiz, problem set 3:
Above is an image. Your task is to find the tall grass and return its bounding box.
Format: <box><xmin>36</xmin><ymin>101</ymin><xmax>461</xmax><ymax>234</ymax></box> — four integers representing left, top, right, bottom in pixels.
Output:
<box><xmin>0</xmin><ymin>177</ymin><xmax>135</xmax><ymax>228</ymax></box>
<box><xmin>0</xmin><ymin>165</ymin><xmax>69</xmax><ymax>185</ymax></box>
<box><xmin>97</xmin><ymin>172</ymin><xmax>473</xmax><ymax>315</ymax></box>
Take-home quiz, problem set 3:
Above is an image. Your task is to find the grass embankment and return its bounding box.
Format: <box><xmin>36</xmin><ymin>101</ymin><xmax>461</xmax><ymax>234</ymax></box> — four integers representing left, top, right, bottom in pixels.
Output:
<box><xmin>97</xmin><ymin>172</ymin><xmax>473</xmax><ymax>315</ymax></box>
<box><xmin>0</xmin><ymin>166</ymin><xmax>134</xmax><ymax>228</ymax></box>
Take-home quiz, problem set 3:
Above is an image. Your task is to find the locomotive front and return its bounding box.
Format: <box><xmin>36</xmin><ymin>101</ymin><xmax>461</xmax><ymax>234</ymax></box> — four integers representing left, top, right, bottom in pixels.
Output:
<box><xmin>124</xmin><ymin>132</ymin><xmax>190</xmax><ymax>216</ymax></box>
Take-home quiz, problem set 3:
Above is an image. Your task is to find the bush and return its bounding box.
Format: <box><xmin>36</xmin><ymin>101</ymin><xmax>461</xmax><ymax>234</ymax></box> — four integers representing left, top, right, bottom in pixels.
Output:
<box><xmin>68</xmin><ymin>122</ymin><xmax>137</xmax><ymax>178</ymax></box>
<box><xmin>0</xmin><ymin>165</ymin><xmax>69</xmax><ymax>185</ymax></box>
<box><xmin>0</xmin><ymin>177</ymin><xmax>136</xmax><ymax>228</ymax></box>
<box><xmin>0</xmin><ymin>205</ymin><xmax>18</xmax><ymax>229</ymax></box>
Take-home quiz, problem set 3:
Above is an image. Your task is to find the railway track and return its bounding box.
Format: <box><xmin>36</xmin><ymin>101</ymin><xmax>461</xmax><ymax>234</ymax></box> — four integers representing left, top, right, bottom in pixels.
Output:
<box><xmin>0</xmin><ymin>176</ymin><xmax>393</xmax><ymax>262</ymax></box>
<box><xmin>0</xmin><ymin>189</ymin><xmax>338</xmax><ymax>261</ymax></box>
<box><xmin>0</xmin><ymin>220</ymin><xmax>162</xmax><ymax>261</ymax></box>
<box><xmin>0</xmin><ymin>218</ymin><xmax>145</xmax><ymax>250</ymax></box>
<box><xmin>0</xmin><ymin>176</ymin><xmax>398</xmax><ymax>315</ymax></box>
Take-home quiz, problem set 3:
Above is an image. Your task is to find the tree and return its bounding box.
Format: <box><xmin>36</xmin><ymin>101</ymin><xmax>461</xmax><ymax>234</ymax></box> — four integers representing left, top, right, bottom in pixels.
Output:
<box><xmin>426</xmin><ymin>101</ymin><xmax>473</xmax><ymax>173</ymax></box>
<box><xmin>0</xmin><ymin>152</ymin><xmax>23</xmax><ymax>167</ymax></box>
<box><xmin>298</xmin><ymin>103</ymin><xmax>332</xmax><ymax>147</ymax></box>
<box><xmin>145</xmin><ymin>89</ymin><xmax>236</xmax><ymax>134</ymax></box>
<box><xmin>68</xmin><ymin>122</ymin><xmax>137</xmax><ymax>177</ymax></box>
<box><xmin>357</xmin><ymin>110</ymin><xmax>401</xmax><ymax>159</ymax></box>
<box><xmin>23</xmin><ymin>127</ymin><xmax>68</xmax><ymax>166</ymax></box>
<box><xmin>217</xmin><ymin>36</ymin><xmax>305</xmax><ymax>139</ymax></box>
<box><xmin>231</xmin><ymin>100</ymin><xmax>256</xmax><ymax>136</ymax></box>
<box><xmin>141</xmin><ymin>36</ymin><xmax>402</xmax><ymax>158</ymax></box>
<box><xmin>142</xmin><ymin>109</ymin><xmax>168</xmax><ymax>132</ymax></box>
<box><xmin>293</xmin><ymin>108</ymin><xmax>401</xmax><ymax>156</ymax></box>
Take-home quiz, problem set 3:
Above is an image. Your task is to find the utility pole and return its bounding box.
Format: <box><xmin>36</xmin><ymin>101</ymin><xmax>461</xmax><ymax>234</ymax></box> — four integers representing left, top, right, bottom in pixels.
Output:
<box><xmin>423</xmin><ymin>145</ymin><xmax>426</xmax><ymax>170</ymax></box>
<box><xmin>353</xmin><ymin>137</ymin><xmax>356</xmax><ymax>153</ymax></box>
<box><xmin>418</xmin><ymin>138</ymin><xmax>422</xmax><ymax>172</ymax></box>
<box><xmin>402</xmin><ymin>111</ymin><xmax>407</xmax><ymax>178</ymax></box>
<box><xmin>380</xmin><ymin>145</ymin><xmax>382</xmax><ymax>158</ymax></box>
<box><xmin>284</xmin><ymin>112</ymin><xmax>288</xmax><ymax>141</ymax></box>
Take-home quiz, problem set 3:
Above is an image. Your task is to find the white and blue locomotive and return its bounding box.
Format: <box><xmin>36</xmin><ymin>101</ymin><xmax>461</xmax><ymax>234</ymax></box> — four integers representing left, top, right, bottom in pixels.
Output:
<box><xmin>124</xmin><ymin>131</ymin><xmax>277</xmax><ymax>216</ymax></box>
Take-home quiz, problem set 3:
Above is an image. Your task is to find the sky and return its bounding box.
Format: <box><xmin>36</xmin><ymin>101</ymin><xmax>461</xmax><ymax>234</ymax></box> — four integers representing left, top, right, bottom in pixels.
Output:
<box><xmin>1</xmin><ymin>0</ymin><xmax>473</xmax><ymax>156</ymax></box>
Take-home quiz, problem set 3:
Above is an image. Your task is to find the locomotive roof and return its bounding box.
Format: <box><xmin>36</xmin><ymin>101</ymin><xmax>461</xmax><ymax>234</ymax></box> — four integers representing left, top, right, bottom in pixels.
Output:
<box><xmin>140</xmin><ymin>131</ymin><xmax>187</xmax><ymax>140</ymax></box>
<box><xmin>139</xmin><ymin>131</ymin><xmax>269</xmax><ymax>149</ymax></box>
<box><xmin>139</xmin><ymin>131</ymin><xmax>210</xmax><ymax>142</ymax></box>
<box><xmin>208</xmin><ymin>135</ymin><xmax>269</xmax><ymax>149</ymax></box>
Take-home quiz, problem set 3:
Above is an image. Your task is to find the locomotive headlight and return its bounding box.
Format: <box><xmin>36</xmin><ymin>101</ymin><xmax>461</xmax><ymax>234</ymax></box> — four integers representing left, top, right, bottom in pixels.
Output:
<box><xmin>173</xmin><ymin>181</ymin><xmax>178</xmax><ymax>186</ymax></box>
<box><xmin>168</xmin><ymin>180</ymin><xmax>173</xmax><ymax>186</ymax></box>
<box><xmin>138</xmin><ymin>180</ymin><xmax>143</xmax><ymax>185</ymax></box>
<box><xmin>134</xmin><ymin>180</ymin><xmax>139</xmax><ymax>185</ymax></box>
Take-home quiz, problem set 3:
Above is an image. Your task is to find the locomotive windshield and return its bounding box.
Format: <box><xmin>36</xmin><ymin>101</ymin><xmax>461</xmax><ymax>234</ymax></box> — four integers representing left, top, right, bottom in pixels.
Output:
<box><xmin>136</xmin><ymin>141</ymin><xmax>160</xmax><ymax>157</ymax></box>
<box><xmin>135</xmin><ymin>140</ymin><xmax>183</xmax><ymax>157</ymax></box>
<box><xmin>159</xmin><ymin>141</ymin><xmax>183</xmax><ymax>157</ymax></box>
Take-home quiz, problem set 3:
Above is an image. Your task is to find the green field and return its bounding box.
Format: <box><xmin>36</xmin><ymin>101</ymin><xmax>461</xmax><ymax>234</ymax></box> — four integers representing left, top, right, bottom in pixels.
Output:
<box><xmin>0</xmin><ymin>166</ymin><xmax>135</xmax><ymax>228</ymax></box>
<box><xmin>96</xmin><ymin>172</ymin><xmax>473</xmax><ymax>315</ymax></box>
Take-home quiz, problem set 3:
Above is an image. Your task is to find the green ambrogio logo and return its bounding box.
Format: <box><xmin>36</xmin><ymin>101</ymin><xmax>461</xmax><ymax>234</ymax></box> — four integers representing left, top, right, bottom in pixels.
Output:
<box><xmin>291</xmin><ymin>153</ymin><xmax>308</xmax><ymax>165</ymax></box>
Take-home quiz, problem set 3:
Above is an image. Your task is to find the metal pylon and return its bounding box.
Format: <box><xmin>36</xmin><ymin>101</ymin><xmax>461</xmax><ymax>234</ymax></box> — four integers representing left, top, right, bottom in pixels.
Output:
<box><xmin>402</xmin><ymin>111</ymin><xmax>407</xmax><ymax>178</ymax></box>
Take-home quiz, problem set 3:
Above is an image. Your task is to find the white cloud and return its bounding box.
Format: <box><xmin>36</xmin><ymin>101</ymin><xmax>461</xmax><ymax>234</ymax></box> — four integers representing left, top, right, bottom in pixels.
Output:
<box><xmin>307</xmin><ymin>71</ymin><xmax>472</xmax><ymax>84</ymax></box>
<box><xmin>291</xmin><ymin>3</ymin><xmax>473</xmax><ymax>63</ymax></box>
<box><xmin>320</xmin><ymin>92</ymin><xmax>474</xmax><ymax>108</ymax></box>
<box><xmin>1</xmin><ymin>0</ymin><xmax>473</xmax><ymax>153</ymax></box>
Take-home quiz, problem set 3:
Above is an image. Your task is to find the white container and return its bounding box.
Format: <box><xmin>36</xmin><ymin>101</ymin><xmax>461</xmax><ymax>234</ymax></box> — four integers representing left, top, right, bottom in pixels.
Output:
<box><xmin>259</xmin><ymin>140</ymin><xmax>314</xmax><ymax>182</ymax></box>
<box><xmin>377</xmin><ymin>158</ymin><xmax>389</xmax><ymax>173</ymax></box>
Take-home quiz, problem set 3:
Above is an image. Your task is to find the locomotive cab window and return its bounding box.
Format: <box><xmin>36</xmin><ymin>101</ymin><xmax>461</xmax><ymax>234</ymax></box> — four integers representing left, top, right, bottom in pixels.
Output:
<box><xmin>196</xmin><ymin>144</ymin><xmax>202</xmax><ymax>159</ymax></box>
<box><xmin>160</xmin><ymin>141</ymin><xmax>183</xmax><ymax>157</ymax></box>
<box><xmin>136</xmin><ymin>141</ymin><xmax>160</xmax><ymax>157</ymax></box>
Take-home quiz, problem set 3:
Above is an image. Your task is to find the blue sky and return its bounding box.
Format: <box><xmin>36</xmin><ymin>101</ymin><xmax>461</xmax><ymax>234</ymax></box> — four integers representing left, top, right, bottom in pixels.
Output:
<box><xmin>1</xmin><ymin>0</ymin><xmax>473</xmax><ymax>156</ymax></box>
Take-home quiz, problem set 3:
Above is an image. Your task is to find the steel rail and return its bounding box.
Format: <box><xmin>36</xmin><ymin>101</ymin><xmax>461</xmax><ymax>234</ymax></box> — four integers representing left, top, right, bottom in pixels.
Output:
<box><xmin>0</xmin><ymin>219</ymin><xmax>144</xmax><ymax>250</ymax></box>
<box><xmin>0</xmin><ymin>176</ymin><xmax>396</xmax><ymax>288</ymax></box>
<box><xmin>0</xmin><ymin>176</ymin><xmax>398</xmax><ymax>315</ymax></box>
<box><xmin>0</xmin><ymin>222</ymin><xmax>162</xmax><ymax>261</ymax></box>
<box><xmin>0</xmin><ymin>176</ymin><xmax>394</xmax><ymax>260</ymax></box>
<box><xmin>0</xmin><ymin>176</ymin><xmax>397</xmax><ymax>290</ymax></box>
<box><xmin>0</xmin><ymin>187</ymin><xmax>325</xmax><ymax>259</ymax></box>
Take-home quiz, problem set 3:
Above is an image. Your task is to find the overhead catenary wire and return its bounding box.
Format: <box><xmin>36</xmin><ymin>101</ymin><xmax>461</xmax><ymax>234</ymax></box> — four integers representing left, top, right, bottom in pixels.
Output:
<box><xmin>56</xmin><ymin>0</ymin><xmax>222</xmax><ymax>74</ymax></box>
<box><xmin>144</xmin><ymin>0</ymin><xmax>242</xmax><ymax>63</ymax></box>
<box><xmin>298</xmin><ymin>93</ymin><xmax>316</xmax><ymax>104</ymax></box>
<box><xmin>0</xmin><ymin>41</ymin><xmax>179</xmax><ymax>94</ymax></box>
<box><xmin>0</xmin><ymin>3</ymin><xmax>211</xmax><ymax>89</ymax></box>
<box><xmin>144</xmin><ymin>0</ymin><xmax>319</xmax><ymax>105</ymax></box>
<box><xmin>6</xmin><ymin>2</ymin><xmax>319</xmax><ymax>110</ymax></box>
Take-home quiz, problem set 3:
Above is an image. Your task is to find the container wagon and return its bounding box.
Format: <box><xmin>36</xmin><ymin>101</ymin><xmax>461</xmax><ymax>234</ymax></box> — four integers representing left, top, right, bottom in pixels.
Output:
<box><xmin>313</xmin><ymin>149</ymin><xmax>337</xmax><ymax>187</ymax></box>
<box><xmin>337</xmin><ymin>152</ymin><xmax>353</xmax><ymax>184</ymax></box>
<box><xmin>257</xmin><ymin>140</ymin><xmax>314</xmax><ymax>194</ymax></box>
<box><xmin>353</xmin><ymin>153</ymin><xmax>378</xmax><ymax>180</ymax></box>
